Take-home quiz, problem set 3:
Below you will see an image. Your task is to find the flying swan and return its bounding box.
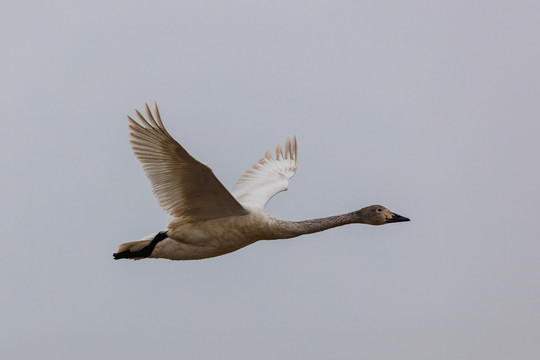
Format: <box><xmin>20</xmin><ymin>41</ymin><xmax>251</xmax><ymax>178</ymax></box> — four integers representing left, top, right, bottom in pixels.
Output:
<box><xmin>114</xmin><ymin>103</ymin><xmax>410</xmax><ymax>261</ymax></box>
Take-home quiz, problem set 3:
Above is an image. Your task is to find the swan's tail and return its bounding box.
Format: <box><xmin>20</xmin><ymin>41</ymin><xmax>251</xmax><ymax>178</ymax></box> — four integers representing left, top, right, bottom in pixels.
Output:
<box><xmin>113</xmin><ymin>231</ymin><xmax>168</xmax><ymax>260</ymax></box>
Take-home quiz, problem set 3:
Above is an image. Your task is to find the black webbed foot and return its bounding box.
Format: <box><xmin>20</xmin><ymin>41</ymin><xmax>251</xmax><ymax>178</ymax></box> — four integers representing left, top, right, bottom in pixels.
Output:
<box><xmin>113</xmin><ymin>231</ymin><xmax>168</xmax><ymax>260</ymax></box>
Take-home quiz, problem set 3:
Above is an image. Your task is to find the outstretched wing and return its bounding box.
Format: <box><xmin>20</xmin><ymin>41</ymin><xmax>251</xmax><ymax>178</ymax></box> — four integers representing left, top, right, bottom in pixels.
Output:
<box><xmin>128</xmin><ymin>103</ymin><xmax>248</xmax><ymax>221</ymax></box>
<box><xmin>231</xmin><ymin>137</ymin><xmax>297</xmax><ymax>209</ymax></box>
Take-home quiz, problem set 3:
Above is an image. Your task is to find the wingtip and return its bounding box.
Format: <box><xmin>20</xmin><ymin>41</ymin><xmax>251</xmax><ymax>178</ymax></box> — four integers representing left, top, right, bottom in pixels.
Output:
<box><xmin>144</xmin><ymin>103</ymin><xmax>156</xmax><ymax>124</ymax></box>
<box><xmin>129</xmin><ymin>102</ymin><xmax>166</xmax><ymax>131</ymax></box>
<box><xmin>275</xmin><ymin>144</ymin><xmax>284</xmax><ymax>160</ymax></box>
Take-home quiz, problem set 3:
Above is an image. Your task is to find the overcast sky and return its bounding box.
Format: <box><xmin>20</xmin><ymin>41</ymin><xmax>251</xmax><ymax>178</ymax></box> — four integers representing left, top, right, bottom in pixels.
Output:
<box><xmin>2</xmin><ymin>1</ymin><xmax>539</xmax><ymax>359</ymax></box>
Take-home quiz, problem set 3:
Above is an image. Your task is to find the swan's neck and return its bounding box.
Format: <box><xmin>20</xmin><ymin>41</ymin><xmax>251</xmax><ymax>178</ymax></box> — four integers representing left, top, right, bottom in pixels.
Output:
<box><xmin>273</xmin><ymin>212</ymin><xmax>358</xmax><ymax>239</ymax></box>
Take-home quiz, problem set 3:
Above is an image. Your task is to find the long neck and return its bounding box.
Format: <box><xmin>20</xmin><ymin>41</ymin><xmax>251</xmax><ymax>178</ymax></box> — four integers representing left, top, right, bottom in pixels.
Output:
<box><xmin>272</xmin><ymin>212</ymin><xmax>358</xmax><ymax>239</ymax></box>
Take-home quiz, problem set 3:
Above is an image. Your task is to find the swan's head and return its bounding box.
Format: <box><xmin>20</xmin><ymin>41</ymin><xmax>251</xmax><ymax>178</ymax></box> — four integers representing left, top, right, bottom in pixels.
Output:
<box><xmin>355</xmin><ymin>205</ymin><xmax>410</xmax><ymax>225</ymax></box>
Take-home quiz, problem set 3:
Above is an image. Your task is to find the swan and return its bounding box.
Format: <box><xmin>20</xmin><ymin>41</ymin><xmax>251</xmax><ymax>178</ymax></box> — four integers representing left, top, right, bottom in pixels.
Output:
<box><xmin>114</xmin><ymin>103</ymin><xmax>410</xmax><ymax>261</ymax></box>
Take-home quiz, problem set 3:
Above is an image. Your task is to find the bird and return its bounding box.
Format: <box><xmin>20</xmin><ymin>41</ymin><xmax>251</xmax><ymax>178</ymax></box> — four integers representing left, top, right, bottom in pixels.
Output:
<box><xmin>113</xmin><ymin>103</ymin><xmax>410</xmax><ymax>261</ymax></box>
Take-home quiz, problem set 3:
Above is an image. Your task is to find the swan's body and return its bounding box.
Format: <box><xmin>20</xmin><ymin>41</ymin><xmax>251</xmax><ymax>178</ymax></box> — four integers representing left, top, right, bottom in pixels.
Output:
<box><xmin>114</xmin><ymin>103</ymin><xmax>410</xmax><ymax>261</ymax></box>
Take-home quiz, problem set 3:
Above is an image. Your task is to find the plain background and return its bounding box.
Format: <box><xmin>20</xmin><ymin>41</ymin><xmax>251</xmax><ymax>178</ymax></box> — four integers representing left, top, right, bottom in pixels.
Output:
<box><xmin>2</xmin><ymin>1</ymin><xmax>539</xmax><ymax>359</ymax></box>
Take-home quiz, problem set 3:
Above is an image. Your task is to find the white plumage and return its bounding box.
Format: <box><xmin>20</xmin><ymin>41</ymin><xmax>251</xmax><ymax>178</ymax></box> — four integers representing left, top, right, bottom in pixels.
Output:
<box><xmin>232</xmin><ymin>137</ymin><xmax>297</xmax><ymax>209</ymax></box>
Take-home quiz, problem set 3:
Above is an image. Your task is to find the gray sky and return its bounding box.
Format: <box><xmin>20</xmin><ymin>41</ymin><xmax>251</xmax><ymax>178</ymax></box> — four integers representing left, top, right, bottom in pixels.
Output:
<box><xmin>2</xmin><ymin>1</ymin><xmax>539</xmax><ymax>359</ymax></box>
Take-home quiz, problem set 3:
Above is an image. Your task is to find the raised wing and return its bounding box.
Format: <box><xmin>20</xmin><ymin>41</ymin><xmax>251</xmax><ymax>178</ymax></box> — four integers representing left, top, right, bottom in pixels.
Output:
<box><xmin>128</xmin><ymin>103</ymin><xmax>248</xmax><ymax>221</ymax></box>
<box><xmin>231</xmin><ymin>137</ymin><xmax>297</xmax><ymax>209</ymax></box>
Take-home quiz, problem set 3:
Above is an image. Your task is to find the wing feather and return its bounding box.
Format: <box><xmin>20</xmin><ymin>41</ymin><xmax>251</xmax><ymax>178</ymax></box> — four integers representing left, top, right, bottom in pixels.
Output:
<box><xmin>232</xmin><ymin>137</ymin><xmax>297</xmax><ymax>209</ymax></box>
<box><xmin>129</xmin><ymin>103</ymin><xmax>248</xmax><ymax>221</ymax></box>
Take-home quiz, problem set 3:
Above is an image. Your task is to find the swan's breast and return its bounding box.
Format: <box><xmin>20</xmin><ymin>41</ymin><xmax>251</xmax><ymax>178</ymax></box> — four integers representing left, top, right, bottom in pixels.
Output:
<box><xmin>151</xmin><ymin>209</ymin><xmax>278</xmax><ymax>260</ymax></box>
